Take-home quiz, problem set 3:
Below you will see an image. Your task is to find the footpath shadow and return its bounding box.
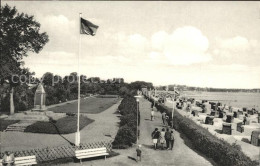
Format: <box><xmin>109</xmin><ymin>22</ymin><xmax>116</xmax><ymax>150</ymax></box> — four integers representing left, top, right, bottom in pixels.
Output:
<box><xmin>128</xmin><ymin>156</ymin><xmax>137</xmax><ymax>162</ymax></box>
<box><xmin>50</xmin><ymin>122</ymin><xmax>75</xmax><ymax>146</ymax></box>
<box><xmin>214</xmin><ymin>129</ymin><xmax>222</xmax><ymax>134</ymax></box>
<box><xmin>142</xmin><ymin>144</ymin><xmax>154</xmax><ymax>150</ymax></box>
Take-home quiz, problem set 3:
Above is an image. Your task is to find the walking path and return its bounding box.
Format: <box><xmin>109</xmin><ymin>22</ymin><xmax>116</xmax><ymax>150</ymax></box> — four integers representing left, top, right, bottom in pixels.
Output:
<box><xmin>60</xmin><ymin>97</ymin><xmax>212</xmax><ymax>166</ymax></box>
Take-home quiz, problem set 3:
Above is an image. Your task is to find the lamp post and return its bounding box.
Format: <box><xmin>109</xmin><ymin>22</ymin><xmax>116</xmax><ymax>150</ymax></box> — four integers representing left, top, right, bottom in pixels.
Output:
<box><xmin>172</xmin><ymin>87</ymin><xmax>176</xmax><ymax>129</ymax></box>
<box><xmin>134</xmin><ymin>94</ymin><xmax>142</xmax><ymax>145</ymax></box>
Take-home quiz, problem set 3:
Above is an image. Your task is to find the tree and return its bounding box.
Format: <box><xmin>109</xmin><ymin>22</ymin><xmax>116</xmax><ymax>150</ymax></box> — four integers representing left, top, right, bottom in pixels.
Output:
<box><xmin>0</xmin><ymin>5</ymin><xmax>49</xmax><ymax>114</ymax></box>
<box><xmin>119</xmin><ymin>86</ymin><xmax>130</xmax><ymax>97</ymax></box>
<box><xmin>42</xmin><ymin>72</ymin><xmax>54</xmax><ymax>86</ymax></box>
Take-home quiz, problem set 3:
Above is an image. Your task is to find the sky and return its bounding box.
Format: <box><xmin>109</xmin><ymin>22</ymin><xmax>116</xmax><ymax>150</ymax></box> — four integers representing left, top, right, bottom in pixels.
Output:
<box><xmin>4</xmin><ymin>1</ymin><xmax>260</xmax><ymax>88</ymax></box>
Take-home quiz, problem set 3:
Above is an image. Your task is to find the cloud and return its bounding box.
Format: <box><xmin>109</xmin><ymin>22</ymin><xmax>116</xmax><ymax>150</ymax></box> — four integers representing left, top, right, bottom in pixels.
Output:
<box><xmin>217</xmin><ymin>36</ymin><xmax>250</xmax><ymax>51</ymax></box>
<box><xmin>151</xmin><ymin>31</ymin><xmax>168</xmax><ymax>50</ymax></box>
<box><xmin>42</xmin><ymin>15</ymin><xmax>76</xmax><ymax>36</ymax></box>
<box><xmin>151</xmin><ymin>26</ymin><xmax>212</xmax><ymax>65</ymax></box>
<box><xmin>128</xmin><ymin>34</ymin><xmax>147</xmax><ymax>47</ymax></box>
<box><xmin>208</xmin><ymin>64</ymin><xmax>250</xmax><ymax>72</ymax></box>
<box><xmin>149</xmin><ymin>51</ymin><xmax>161</xmax><ymax>59</ymax></box>
<box><xmin>213</xmin><ymin>36</ymin><xmax>260</xmax><ymax>66</ymax></box>
<box><xmin>39</xmin><ymin>15</ymin><xmax>77</xmax><ymax>52</ymax></box>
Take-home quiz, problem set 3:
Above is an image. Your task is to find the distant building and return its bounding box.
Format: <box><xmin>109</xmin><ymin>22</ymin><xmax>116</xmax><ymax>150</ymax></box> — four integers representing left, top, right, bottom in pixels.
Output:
<box><xmin>87</xmin><ymin>77</ymin><xmax>100</xmax><ymax>83</ymax></box>
<box><xmin>112</xmin><ymin>78</ymin><xmax>124</xmax><ymax>84</ymax></box>
<box><xmin>107</xmin><ymin>79</ymin><xmax>113</xmax><ymax>84</ymax></box>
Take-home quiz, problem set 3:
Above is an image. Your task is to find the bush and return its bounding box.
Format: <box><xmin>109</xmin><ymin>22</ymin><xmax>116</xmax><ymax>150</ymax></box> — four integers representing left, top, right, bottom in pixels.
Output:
<box><xmin>112</xmin><ymin>125</ymin><xmax>136</xmax><ymax>147</ymax></box>
<box><xmin>113</xmin><ymin>96</ymin><xmax>139</xmax><ymax>148</ymax></box>
<box><xmin>120</xmin><ymin>113</ymin><xmax>136</xmax><ymax>127</ymax></box>
<box><xmin>0</xmin><ymin>120</ymin><xmax>20</xmax><ymax>131</ymax></box>
<box><xmin>25</xmin><ymin>116</ymin><xmax>94</xmax><ymax>134</ymax></box>
<box><xmin>15</xmin><ymin>101</ymin><xmax>27</xmax><ymax>112</ymax></box>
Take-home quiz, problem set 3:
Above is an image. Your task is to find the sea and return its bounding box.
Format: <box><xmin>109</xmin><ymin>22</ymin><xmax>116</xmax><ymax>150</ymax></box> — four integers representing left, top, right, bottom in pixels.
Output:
<box><xmin>181</xmin><ymin>91</ymin><xmax>260</xmax><ymax>109</ymax></box>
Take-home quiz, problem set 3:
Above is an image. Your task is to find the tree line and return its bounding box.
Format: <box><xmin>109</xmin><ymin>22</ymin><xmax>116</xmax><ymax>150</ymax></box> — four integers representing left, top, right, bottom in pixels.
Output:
<box><xmin>0</xmin><ymin>71</ymin><xmax>154</xmax><ymax>113</ymax></box>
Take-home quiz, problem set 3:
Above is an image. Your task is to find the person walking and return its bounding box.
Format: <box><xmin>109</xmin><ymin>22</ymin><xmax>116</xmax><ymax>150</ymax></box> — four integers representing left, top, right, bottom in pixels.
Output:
<box><xmin>151</xmin><ymin>128</ymin><xmax>160</xmax><ymax>150</ymax></box>
<box><xmin>136</xmin><ymin>145</ymin><xmax>142</xmax><ymax>162</ymax></box>
<box><xmin>2</xmin><ymin>151</ymin><xmax>15</xmax><ymax>166</ymax></box>
<box><xmin>165</xmin><ymin>128</ymin><xmax>171</xmax><ymax>150</ymax></box>
<box><xmin>243</xmin><ymin>116</ymin><xmax>247</xmax><ymax>125</ymax></box>
<box><xmin>160</xmin><ymin>128</ymin><xmax>166</xmax><ymax>150</ymax></box>
<box><xmin>170</xmin><ymin>130</ymin><xmax>175</xmax><ymax>150</ymax></box>
<box><xmin>162</xmin><ymin>111</ymin><xmax>166</xmax><ymax>125</ymax></box>
<box><xmin>151</xmin><ymin>109</ymin><xmax>154</xmax><ymax>121</ymax></box>
<box><xmin>151</xmin><ymin>102</ymin><xmax>154</xmax><ymax>110</ymax></box>
<box><xmin>165</xmin><ymin>115</ymin><xmax>169</xmax><ymax>126</ymax></box>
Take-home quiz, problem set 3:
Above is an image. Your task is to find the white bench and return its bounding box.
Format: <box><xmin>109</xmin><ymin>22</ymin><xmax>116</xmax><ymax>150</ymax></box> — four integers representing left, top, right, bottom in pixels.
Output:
<box><xmin>75</xmin><ymin>147</ymin><xmax>109</xmax><ymax>164</ymax></box>
<box><xmin>0</xmin><ymin>155</ymin><xmax>37</xmax><ymax>166</ymax></box>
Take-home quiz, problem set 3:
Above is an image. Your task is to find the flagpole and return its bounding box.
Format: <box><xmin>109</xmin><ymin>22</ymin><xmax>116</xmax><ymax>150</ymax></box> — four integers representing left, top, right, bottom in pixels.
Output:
<box><xmin>75</xmin><ymin>13</ymin><xmax>82</xmax><ymax>146</ymax></box>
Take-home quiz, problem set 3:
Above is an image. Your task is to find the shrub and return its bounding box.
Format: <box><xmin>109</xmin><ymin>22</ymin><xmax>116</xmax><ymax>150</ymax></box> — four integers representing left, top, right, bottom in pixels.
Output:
<box><xmin>25</xmin><ymin>116</ymin><xmax>94</xmax><ymax>134</ymax></box>
<box><xmin>112</xmin><ymin>125</ymin><xmax>136</xmax><ymax>147</ymax></box>
<box><xmin>14</xmin><ymin>101</ymin><xmax>27</xmax><ymax>112</ymax></box>
<box><xmin>113</xmin><ymin>96</ymin><xmax>139</xmax><ymax>148</ymax></box>
<box><xmin>0</xmin><ymin>120</ymin><xmax>20</xmax><ymax>131</ymax></box>
<box><xmin>120</xmin><ymin>114</ymin><xmax>136</xmax><ymax>127</ymax></box>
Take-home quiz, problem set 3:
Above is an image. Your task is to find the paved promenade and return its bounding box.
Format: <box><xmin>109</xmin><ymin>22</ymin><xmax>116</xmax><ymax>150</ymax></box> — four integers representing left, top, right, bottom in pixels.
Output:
<box><xmin>60</xmin><ymin>98</ymin><xmax>212</xmax><ymax>166</ymax></box>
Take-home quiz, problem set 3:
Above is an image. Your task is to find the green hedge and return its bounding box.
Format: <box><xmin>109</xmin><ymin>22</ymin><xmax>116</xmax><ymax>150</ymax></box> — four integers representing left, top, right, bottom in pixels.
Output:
<box><xmin>0</xmin><ymin>120</ymin><xmax>20</xmax><ymax>131</ymax></box>
<box><xmin>147</xmin><ymin>97</ymin><xmax>257</xmax><ymax>166</ymax></box>
<box><xmin>24</xmin><ymin>116</ymin><xmax>94</xmax><ymax>134</ymax></box>
<box><xmin>112</xmin><ymin>96</ymin><xmax>140</xmax><ymax>148</ymax></box>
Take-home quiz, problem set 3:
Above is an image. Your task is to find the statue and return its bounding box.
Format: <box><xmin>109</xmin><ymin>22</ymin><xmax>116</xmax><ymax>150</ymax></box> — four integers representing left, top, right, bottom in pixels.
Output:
<box><xmin>33</xmin><ymin>83</ymin><xmax>46</xmax><ymax>111</ymax></box>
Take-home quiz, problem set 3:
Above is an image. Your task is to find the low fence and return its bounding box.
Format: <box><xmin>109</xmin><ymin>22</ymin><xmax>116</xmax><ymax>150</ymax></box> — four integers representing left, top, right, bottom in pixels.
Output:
<box><xmin>0</xmin><ymin>141</ymin><xmax>112</xmax><ymax>163</ymax></box>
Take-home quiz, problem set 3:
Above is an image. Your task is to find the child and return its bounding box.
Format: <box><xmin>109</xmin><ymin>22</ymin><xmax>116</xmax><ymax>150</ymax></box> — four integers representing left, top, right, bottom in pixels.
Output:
<box><xmin>160</xmin><ymin>128</ymin><xmax>166</xmax><ymax>150</ymax></box>
<box><xmin>152</xmin><ymin>128</ymin><xmax>160</xmax><ymax>150</ymax></box>
<box><xmin>2</xmin><ymin>151</ymin><xmax>15</xmax><ymax>166</ymax></box>
<box><xmin>165</xmin><ymin>115</ymin><xmax>169</xmax><ymax>126</ymax></box>
<box><xmin>136</xmin><ymin>145</ymin><xmax>142</xmax><ymax>162</ymax></box>
<box><xmin>151</xmin><ymin>110</ymin><xmax>154</xmax><ymax>121</ymax></box>
<box><xmin>170</xmin><ymin>130</ymin><xmax>175</xmax><ymax>150</ymax></box>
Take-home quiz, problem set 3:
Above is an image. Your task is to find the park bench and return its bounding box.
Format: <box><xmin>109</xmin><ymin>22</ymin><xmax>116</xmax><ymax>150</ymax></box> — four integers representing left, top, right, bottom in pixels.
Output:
<box><xmin>0</xmin><ymin>155</ymin><xmax>37</xmax><ymax>166</ymax></box>
<box><xmin>75</xmin><ymin>147</ymin><xmax>109</xmax><ymax>164</ymax></box>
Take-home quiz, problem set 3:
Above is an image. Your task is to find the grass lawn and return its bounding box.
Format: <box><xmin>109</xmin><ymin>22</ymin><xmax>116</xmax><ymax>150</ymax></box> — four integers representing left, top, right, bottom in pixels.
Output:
<box><xmin>0</xmin><ymin>120</ymin><xmax>20</xmax><ymax>131</ymax></box>
<box><xmin>24</xmin><ymin>116</ymin><xmax>94</xmax><ymax>134</ymax></box>
<box><xmin>49</xmin><ymin>97</ymin><xmax>119</xmax><ymax>114</ymax></box>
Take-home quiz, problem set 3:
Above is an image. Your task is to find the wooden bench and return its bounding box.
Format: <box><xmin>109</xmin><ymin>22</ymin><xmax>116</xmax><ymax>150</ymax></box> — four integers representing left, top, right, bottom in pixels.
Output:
<box><xmin>0</xmin><ymin>155</ymin><xmax>37</xmax><ymax>166</ymax></box>
<box><xmin>75</xmin><ymin>147</ymin><xmax>109</xmax><ymax>164</ymax></box>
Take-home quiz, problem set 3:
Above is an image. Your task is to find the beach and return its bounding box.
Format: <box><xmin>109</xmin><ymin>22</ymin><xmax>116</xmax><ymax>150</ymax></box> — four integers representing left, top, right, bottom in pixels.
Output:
<box><xmin>181</xmin><ymin>91</ymin><xmax>260</xmax><ymax>109</ymax></box>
